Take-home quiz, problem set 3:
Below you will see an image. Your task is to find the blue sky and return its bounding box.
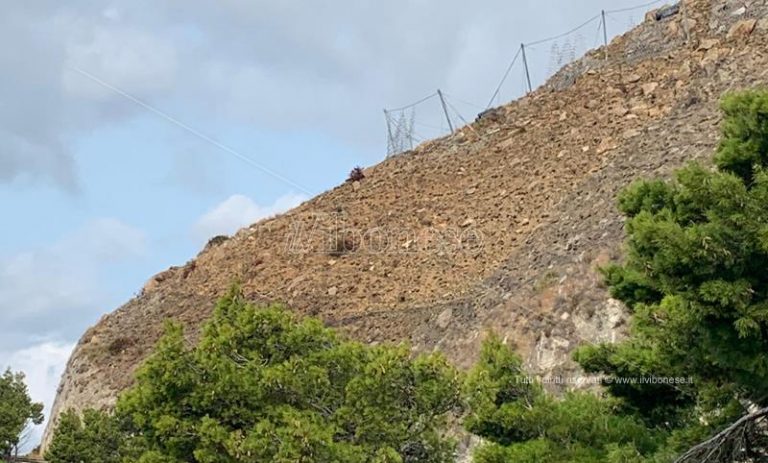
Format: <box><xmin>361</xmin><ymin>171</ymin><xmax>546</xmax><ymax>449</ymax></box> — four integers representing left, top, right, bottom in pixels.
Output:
<box><xmin>0</xmin><ymin>0</ymin><xmax>660</xmax><ymax>449</ymax></box>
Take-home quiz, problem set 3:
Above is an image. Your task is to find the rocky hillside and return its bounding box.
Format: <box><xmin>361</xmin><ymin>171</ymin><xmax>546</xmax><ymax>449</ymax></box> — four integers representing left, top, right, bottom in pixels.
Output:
<box><xmin>43</xmin><ymin>0</ymin><xmax>768</xmax><ymax>451</ymax></box>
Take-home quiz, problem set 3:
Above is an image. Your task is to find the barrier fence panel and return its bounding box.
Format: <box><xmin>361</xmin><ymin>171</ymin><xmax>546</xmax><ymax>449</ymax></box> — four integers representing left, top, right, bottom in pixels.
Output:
<box><xmin>384</xmin><ymin>91</ymin><xmax>463</xmax><ymax>157</ymax></box>
<box><xmin>384</xmin><ymin>0</ymin><xmax>670</xmax><ymax>157</ymax></box>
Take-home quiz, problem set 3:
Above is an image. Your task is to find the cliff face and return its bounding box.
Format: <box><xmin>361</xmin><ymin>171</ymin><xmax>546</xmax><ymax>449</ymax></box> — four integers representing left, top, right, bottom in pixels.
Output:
<box><xmin>43</xmin><ymin>0</ymin><xmax>768</xmax><ymax>451</ymax></box>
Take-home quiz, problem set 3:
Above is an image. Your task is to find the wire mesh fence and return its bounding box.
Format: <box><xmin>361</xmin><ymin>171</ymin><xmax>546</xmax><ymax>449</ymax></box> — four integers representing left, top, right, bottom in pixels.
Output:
<box><xmin>384</xmin><ymin>92</ymin><xmax>447</xmax><ymax>156</ymax></box>
<box><xmin>384</xmin><ymin>0</ymin><xmax>672</xmax><ymax>157</ymax></box>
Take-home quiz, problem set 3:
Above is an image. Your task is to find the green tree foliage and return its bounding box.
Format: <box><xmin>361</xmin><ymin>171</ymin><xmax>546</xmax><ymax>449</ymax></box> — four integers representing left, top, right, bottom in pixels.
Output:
<box><xmin>464</xmin><ymin>336</ymin><xmax>661</xmax><ymax>462</ymax></box>
<box><xmin>0</xmin><ymin>369</ymin><xmax>44</xmax><ymax>460</ymax></box>
<box><xmin>574</xmin><ymin>90</ymin><xmax>768</xmax><ymax>454</ymax></box>
<box><xmin>715</xmin><ymin>90</ymin><xmax>768</xmax><ymax>185</ymax></box>
<box><xmin>70</xmin><ymin>287</ymin><xmax>460</xmax><ymax>463</ymax></box>
<box><xmin>46</xmin><ymin>409</ymin><xmax>125</xmax><ymax>463</ymax></box>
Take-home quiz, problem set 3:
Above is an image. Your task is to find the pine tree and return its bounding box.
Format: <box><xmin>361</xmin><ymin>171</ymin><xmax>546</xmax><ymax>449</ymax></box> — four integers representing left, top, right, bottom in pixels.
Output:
<box><xmin>0</xmin><ymin>369</ymin><xmax>43</xmax><ymax>460</ymax></box>
<box><xmin>48</xmin><ymin>287</ymin><xmax>461</xmax><ymax>463</ymax></box>
<box><xmin>575</xmin><ymin>90</ymin><xmax>768</xmax><ymax>456</ymax></box>
<box><xmin>45</xmin><ymin>409</ymin><xmax>125</xmax><ymax>463</ymax></box>
<box><xmin>464</xmin><ymin>336</ymin><xmax>660</xmax><ymax>462</ymax></box>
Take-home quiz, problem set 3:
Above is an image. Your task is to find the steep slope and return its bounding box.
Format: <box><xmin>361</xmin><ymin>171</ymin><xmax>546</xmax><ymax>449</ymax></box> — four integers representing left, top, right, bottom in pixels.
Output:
<box><xmin>43</xmin><ymin>0</ymin><xmax>768</xmax><ymax>450</ymax></box>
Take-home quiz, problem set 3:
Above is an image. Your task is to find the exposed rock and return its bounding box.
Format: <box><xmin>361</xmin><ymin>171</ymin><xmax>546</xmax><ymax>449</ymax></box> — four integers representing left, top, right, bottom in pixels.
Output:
<box><xmin>142</xmin><ymin>276</ymin><xmax>161</xmax><ymax>294</ymax></box>
<box><xmin>701</xmin><ymin>47</ymin><xmax>723</xmax><ymax>70</ymax></box>
<box><xmin>436</xmin><ymin>308</ymin><xmax>453</xmax><ymax>330</ymax></box>
<box><xmin>642</xmin><ymin>81</ymin><xmax>659</xmax><ymax>95</ymax></box>
<box><xmin>596</xmin><ymin>137</ymin><xmax>618</xmax><ymax>154</ymax></box>
<box><xmin>698</xmin><ymin>38</ymin><xmax>719</xmax><ymax>50</ymax></box>
<box><xmin>727</xmin><ymin>19</ymin><xmax>757</xmax><ymax>40</ymax></box>
<box><xmin>612</xmin><ymin>106</ymin><xmax>630</xmax><ymax>117</ymax></box>
<box><xmin>622</xmin><ymin>128</ymin><xmax>641</xmax><ymax>139</ymax></box>
<box><xmin>682</xmin><ymin>18</ymin><xmax>698</xmax><ymax>34</ymax></box>
<box><xmin>646</xmin><ymin>5</ymin><xmax>681</xmax><ymax>22</ymax></box>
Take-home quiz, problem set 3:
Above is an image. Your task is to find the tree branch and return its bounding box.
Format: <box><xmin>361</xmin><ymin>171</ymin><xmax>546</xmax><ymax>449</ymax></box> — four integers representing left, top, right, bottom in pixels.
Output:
<box><xmin>675</xmin><ymin>406</ymin><xmax>768</xmax><ymax>463</ymax></box>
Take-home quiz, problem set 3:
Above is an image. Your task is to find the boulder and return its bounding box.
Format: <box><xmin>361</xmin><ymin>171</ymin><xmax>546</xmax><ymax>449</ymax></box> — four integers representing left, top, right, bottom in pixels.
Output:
<box><xmin>436</xmin><ymin>308</ymin><xmax>453</xmax><ymax>330</ymax></box>
<box><xmin>642</xmin><ymin>82</ymin><xmax>659</xmax><ymax>96</ymax></box>
<box><xmin>727</xmin><ymin>19</ymin><xmax>757</xmax><ymax>40</ymax></box>
<box><xmin>698</xmin><ymin>38</ymin><xmax>719</xmax><ymax>50</ymax></box>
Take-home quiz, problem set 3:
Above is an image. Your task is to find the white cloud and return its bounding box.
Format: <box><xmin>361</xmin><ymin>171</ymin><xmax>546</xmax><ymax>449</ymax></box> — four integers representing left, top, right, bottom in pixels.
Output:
<box><xmin>193</xmin><ymin>193</ymin><xmax>306</xmax><ymax>242</ymax></box>
<box><xmin>56</xmin><ymin>218</ymin><xmax>148</xmax><ymax>262</ymax></box>
<box><xmin>1</xmin><ymin>342</ymin><xmax>74</xmax><ymax>454</ymax></box>
<box><xmin>0</xmin><ymin>251</ymin><xmax>95</xmax><ymax>319</ymax></box>
<box><xmin>0</xmin><ymin>4</ymin><xmax>180</xmax><ymax>188</ymax></box>
<box><xmin>63</xmin><ymin>26</ymin><xmax>178</xmax><ymax>101</ymax></box>
<box><xmin>0</xmin><ymin>218</ymin><xmax>147</xmax><ymax>349</ymax></box>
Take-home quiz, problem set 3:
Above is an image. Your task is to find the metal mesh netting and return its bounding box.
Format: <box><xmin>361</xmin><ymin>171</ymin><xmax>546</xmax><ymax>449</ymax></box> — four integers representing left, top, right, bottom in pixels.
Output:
<box><xmin>384</xmin><ymin>107</ymin><xmax>416</xmax><ymax>157</ymax></box>
<box><xmin>384</xmin><ymin>91</ymin><xmax>475</xmax><ymax>157</ymax></box>
<box><xmin>384</xmin><ymin>0</ymin><xmax>671</xmax><ymax>156</ymax></box>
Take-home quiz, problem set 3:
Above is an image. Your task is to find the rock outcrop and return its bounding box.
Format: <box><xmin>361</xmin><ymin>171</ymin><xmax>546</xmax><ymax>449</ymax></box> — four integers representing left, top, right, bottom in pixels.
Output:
<box><xmin>43</xmin><ymin>0</ymin><xmax>768</xmax><ymax>452</ymax></box>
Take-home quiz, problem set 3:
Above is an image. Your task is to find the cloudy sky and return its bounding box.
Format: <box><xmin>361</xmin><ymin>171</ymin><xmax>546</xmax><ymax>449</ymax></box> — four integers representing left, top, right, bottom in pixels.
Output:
<box><xmin>0</xmin><ymin>0</ymin><xmax>658</xmax><ymax>449</ymax></box>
